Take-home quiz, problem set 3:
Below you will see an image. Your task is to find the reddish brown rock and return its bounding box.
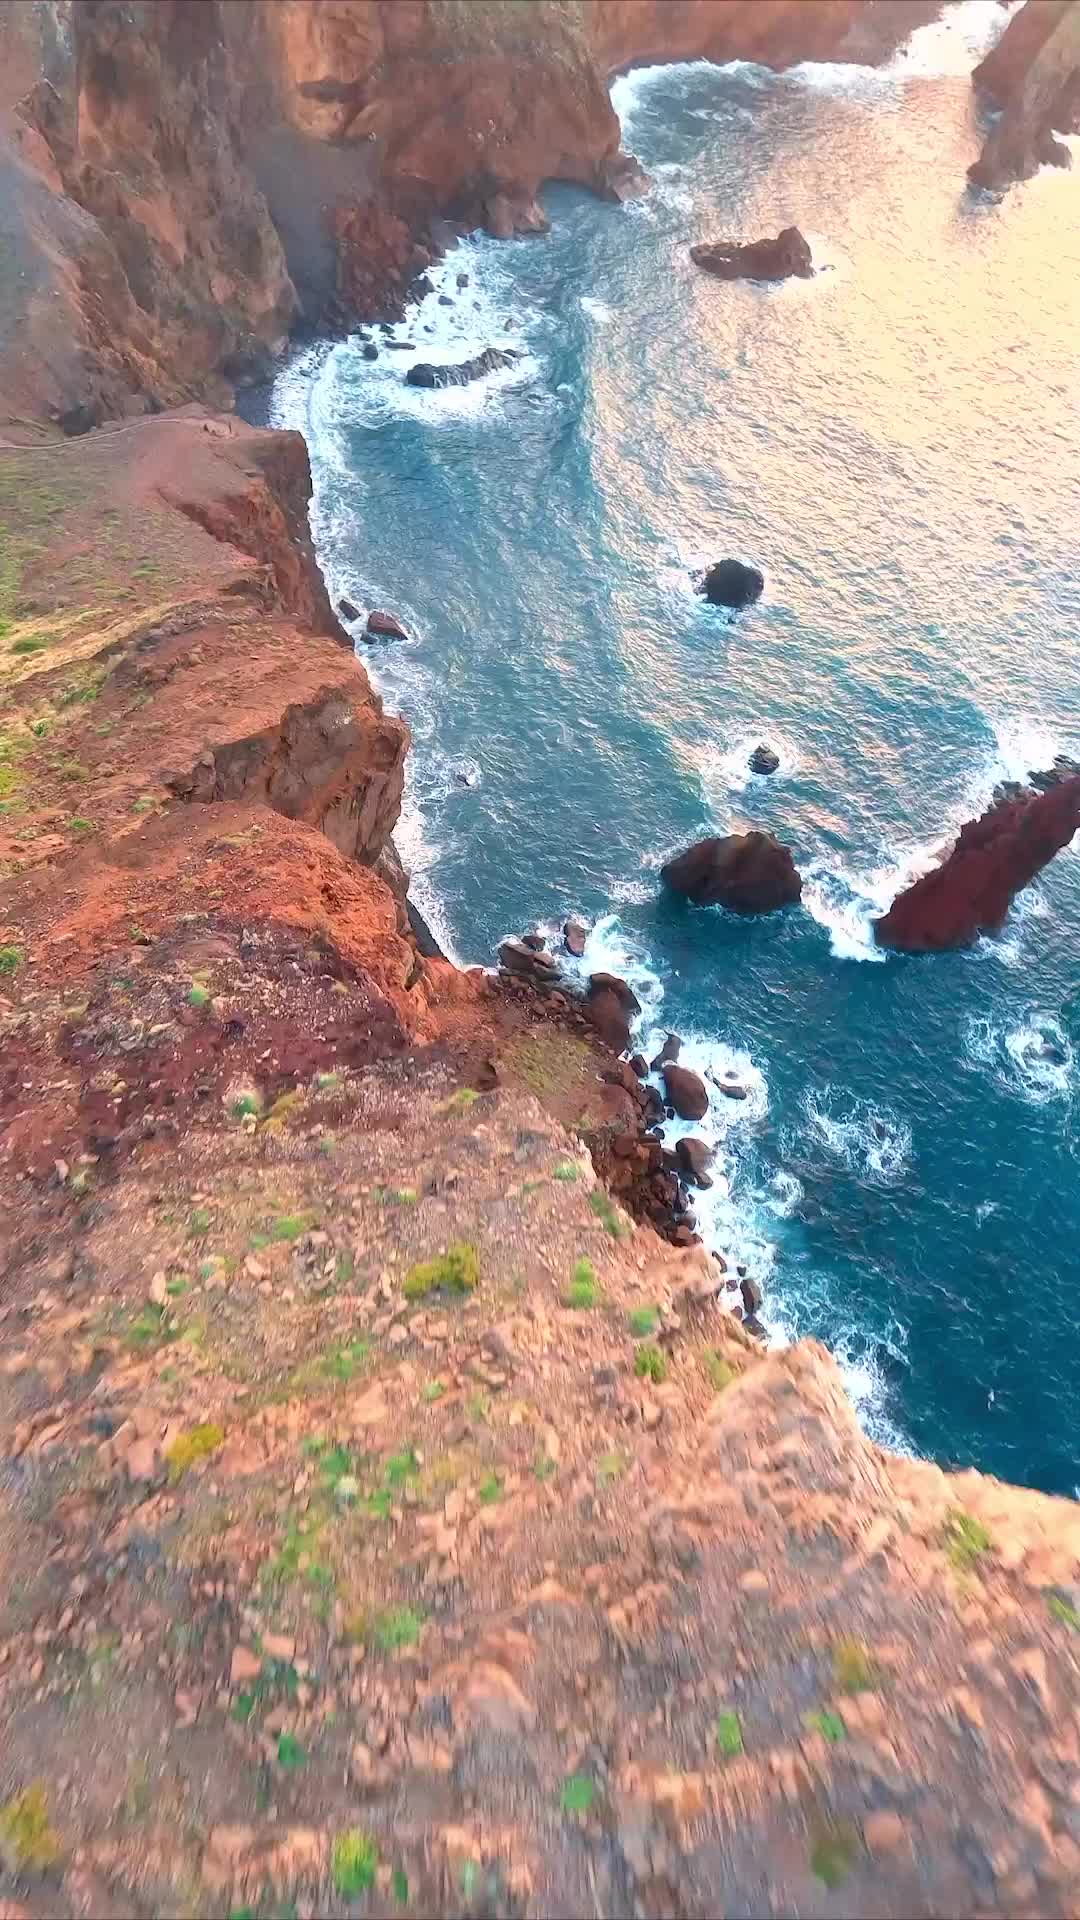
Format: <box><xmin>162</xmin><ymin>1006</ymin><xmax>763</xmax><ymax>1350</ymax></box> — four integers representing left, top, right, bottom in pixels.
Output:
<box><xmin>675</xmin><ymin>1136</ymin><xmax>713</xmax><ymax>1188</ymax></box>
<box><xmin>563</xmin><ymin>918</ymin><xmax>588</xmax><ymax>956</ymax></box>
<box><xmin>664</xmin><ymin>1065</ymin><xmax>709</xmax><ymax>1122</ymax></box>
<box><xmin>586</xmin><ymin>988</ymin><xmax>633</xmax><ymax>1055</ymax></box>
<box><xmin>970</xmin><ymin>0</ymin><xmax>1080</xmax><ymax>190</ymax></box>
<box><xmin>661</xmin><ymin>833</ymin><xmax>802</xmax><ymax>913</ymax></box>
<box><xmin>691</xmin><ymin>227</ymin><xmax>812</xmax><ymax>282</ymax></box>
<box><xmin>588</xmin><ymin>972</ymin><xmax>641</xmax><ymax>1015</ymax></box>
<box><xmin>875</xmin><ymin>775</ymin><xmax>1080</xmax><ymax>952</ymax></box>
<box><xmin>365</xmin><ymin>609</ymin><xmax>409</xmax><ymax>640</ymax></box>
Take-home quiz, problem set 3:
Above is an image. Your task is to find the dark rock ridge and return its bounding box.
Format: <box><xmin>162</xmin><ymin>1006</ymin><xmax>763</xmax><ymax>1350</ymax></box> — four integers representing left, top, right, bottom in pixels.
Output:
<box><xmin>701</xmin><ymin>560</ymin><xmax>765</xmax><ymax>608</ymax></box>
<box><xmin>690</xmin><ymin>226</ymin><xmax>813</xmax><ymax>282</ymax></box>
<box><xmin>662</xmin><ymin>832</ymin><xmax>803</xmax><ymax>913</ymax></box>
<box><xmin>874</xmin><ymin>769</ymin><xmax>1080</xmax><ymax>952</ymax></box>
<box><xmin>406</xmin><ymin>348</ymin><xmax>518</xmax><ymax>390</ymax></box>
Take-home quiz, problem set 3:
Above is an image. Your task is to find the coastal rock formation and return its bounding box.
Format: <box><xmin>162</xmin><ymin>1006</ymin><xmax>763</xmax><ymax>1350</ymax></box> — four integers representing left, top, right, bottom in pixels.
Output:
<box><xmin>701</xmin><ymin>559</ymin><xmax>765</xmax><ymax>607</ymax></box>
<box><xmin>0</xmin><ymin>0</ymin><xmax>945</xmax><ymax>436</ymax></box>
<box><xmin>563</xmin><ymin>917</ymin><xmax>588</xmax><ymax>956</ymax></box>
<box><xmin>406</xmin><ymin>348</ymin><xmax>517</xmax><ymax>390</ymax></box>
<box><xmin>750</xmin><ymin>742</ymin><xmax>781</xmax><ymax>774</ymax></box>
<box><xmin>691</xmin><ymin>226</ymin><xmax>813</xmax><ymax>281</ymax></box>
<box><xmin>664</xmin><ymin>1063</ymin><xmax>710</xmax><ymax>1121</ymax></box>
<box><xmin>970</xmin><ymin>0</ymin><xmax>1080</xmax><ymax>189</ymax></box>
<box><xmin>662</xmin><ymin>832</ymin><xmax>803</xmax><ymax>912</ymax></box>
<box><xmin>875</xmin><ymin>772</ymin><xmax>1080</xmax><ymax>951</ymax></box>
<box><xmin>365</xmin><ymin>609</ymin><xmax>409</xmax><ymax>639</ymax></box>
<box><xmin>675</xmin><ymin>1134</ymin><xmax>713</xmax><ymax>1187</ymax></box>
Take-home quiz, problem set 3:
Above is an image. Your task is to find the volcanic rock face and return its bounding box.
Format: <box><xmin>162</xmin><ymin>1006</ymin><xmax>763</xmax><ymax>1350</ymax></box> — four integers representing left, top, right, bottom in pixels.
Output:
<box><xmin>874</xmin><ymin>773</ymin><xmax>1080</xmax><ymax>952</ymax></box>
<box><xmin>969</xmin><ymin>0</ymin><xmax>1080</xmax><ymax>189</ymax></box>
<box><xmin>691</xmin><ymin>226</ymin><xmax>813</xmax><ymax>282</ymax></box>
<box><xmin>662</xmin><ymin>833</ymin><xmax>803</xmax><ymax>913</ymax></box>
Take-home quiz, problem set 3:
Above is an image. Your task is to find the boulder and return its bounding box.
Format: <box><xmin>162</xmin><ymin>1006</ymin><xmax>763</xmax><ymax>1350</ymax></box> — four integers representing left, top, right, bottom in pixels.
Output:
<box><xmin>717</xmin><ymin>1075</ymin><xmax>749</xmax><ymax>1101</ymax></box>
<box><xmin>499</xmin><ymin>938</ymin><xmax>560</xmax><ymax>985</ymax></box>
<box><xmin>586</xmin><ymin>988</ymin><xmax>632</xmax><ymax>1054</ymax></box>
<box><xmin>366</xmin><ymin>609</ymin><xmax>409</xmax><ymax>641</ymax></box>
<box><xmin>690</xmin><ymin>226</ymin><xmax>813</xmax><ymax>282</ymax></box>
<box><xmin>701</xmin><ymin>559</ymin><xmax>764</xmax><ymax>608</ymax></box>
<box><xmin>406</xmin><ymin>347</ymin><xmax>517</xmax><ymax>389</ymax></box>
<box><xmin>361</xmin><ymin>342</ymin><xmax>379</xmax><ymax>360</ymax></box>
<box><xmin>875</xmin><ymin>773</ymin><xmax>1080</xmax><ymax>952</ymax></box>
<box><xmin>661</xmin><ymin>833</ymin><xmax>802</xmax><ymax>913</ymax></box>
<box><xmin>563</xmin><ymin>918</ymin><xmax>588</xmax><ymax>957</ymax></box>
<box><xmin>740</xmin><ymin>1274</ymin><xmax>763</xmax><ymax>1316</ymax></box>
<box><xmin>749</xmin><ymin>743</ymin><xmax>780</xmax><ymax>775</ymax></box>
<box><xmin>522</xmin><ymin>931</ymin><xmax>546</xmax><ymax>951</ymax></box>
<box><xmin>664</xmin><ymin>1064</ymin><xmax>709</xmax><ymax>1122</ymax></box>
<box><xmin>337</xmin><ymin>597</ymin><xmax>360</xmax><ymax>622</ymax></box>
<box><xmin>588</xmin><ymin>972</ymin><xmax>641</xmax><ymax>1015</ymax></box>
<box><xmin>629</xmin><ymin>1053</ymin><xmax>649</xmax><ymax>1079</ymax></box>
<box><xmin>675</xmin><ymin>1136</ymin><xmax>713</xmax><ymax>1188</ymax></box>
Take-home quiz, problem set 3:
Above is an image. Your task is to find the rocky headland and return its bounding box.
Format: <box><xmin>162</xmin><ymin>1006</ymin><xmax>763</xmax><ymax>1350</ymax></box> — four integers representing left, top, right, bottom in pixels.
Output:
<box><xmin>1</xmin><ymin>5</ymin><xmax>1079</xmax><ymax>1917</ymax></box>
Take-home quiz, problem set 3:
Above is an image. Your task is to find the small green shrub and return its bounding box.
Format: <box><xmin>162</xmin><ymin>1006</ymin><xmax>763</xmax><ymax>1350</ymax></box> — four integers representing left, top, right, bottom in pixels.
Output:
<box><xmin>402</xmin><ymin>1241</ymin><xmax>479</xmax><ymax>1300</ymax></box>
<box><xmin>271</xmin><ymin>1212</ymin><xmax>317</xmax><ymax>1242</ymax></box>
<box><xmin>69</xmin><ymin>815</ymin><xmax>94</xmax><ymax>834</ymax></box>
<box><xmin>634</xmin><ymin>1343</ymin><xmax>667</xmax><ymax>1384</ymax></box>
<box><xmin>0</xmin><ymin>945</ymin><xmax>22</xmax><ymax>976</ymax></box>
<box><xmin>564</xmin><ymin>1257</ymin><xmax>598</xmax><ymax>1308</ymax></box>
<box><xmin>832</xmin><ymin>1637</ymin><xmax>878</xmax><ymax>1695</ymax></box>
<box><xmin>188</xmin><ymin>984</ymin><xmax>211</xmax><ymax>1009</ymax></box>
<box><xmin>589</xmin><ymin>1189</ymin><xmax>628</xmax><ymax>1238</ymax></box>
<box><xmin>715</xmin><ymin>1709</ymin><xmax>743</xmax><ymax>1757</ymax></box>
<box><xmin>553</xmin><ymin>1160</ymin><xmax>580</xmax><ymax>1182</ymax></box>
<box><xmin>332</xmin><ymin>1829</ymin><xmax>378</xmax><ymax>1897</ymax></box>
<box><xmin>230</xmin><ymin>1091</ymin><xmax>262</xmax><ymax>1120</ymax></box>
<box><xmin>445</xmin><ymin>1086</ymin><xmax>480</xmax><ymax>1111</ymax></box>
<box><xmin>560</xmin><ymin>1774</ymin><xmax>595</xmax><ymax>1814</ymax></box>
<box><xmin>165</xmin><ymin>1422</ymin><xmax>224</xmax><ymax>1483</ymax></box>
<box><xmin>803</xmin><ymin>1709</ymin><xmax>846</xmax><ymax>1743</ymax></box>
<box><xmin>810</xmin><ymin>1820</ymin><xmax>858</xmax><ymax>1888</ymax></box>
<box><xmin>276</xmin><ymin>1732</ymin><xmax>306</xmax><ymax>1771</ymax></box>
<box><xmin>477</xmin><ymin>1471</ymin><xmax>502</xmax><ymax>1505</ymax></box>
<box><xmin>627</xmin><ymin>1305</ymin><xmax>659</xmax><ymax>1337</ymax></box>
<box><xmin>373</xmin><ymin>1606</ymin><xmax>423</xmax><ymax>1652</ymax></box>
<box><xmin>11</xmin><ymin>635</ymin><xmax>49</xmax><ymax>655</ymax></box>
<box><xmin>0</xmin><ymin>1784</ymin><xmax>61</xmax><ymax>1874</ymax></box>
<box><xmin>944</xmin><ymin>1509</ymin><xmax>992</xmax><ymax>1572</ymax></box>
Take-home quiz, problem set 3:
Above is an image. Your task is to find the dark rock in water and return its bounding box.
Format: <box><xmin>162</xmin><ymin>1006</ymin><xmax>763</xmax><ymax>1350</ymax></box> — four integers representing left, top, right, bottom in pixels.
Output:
<box><xmin>406</xmin><ymin>347</ymin><xmax>518</xmax><ymax>389</ymax></box>
<box><xmin>337</xmin><ymin>597</ymin><xmax>360</xmax><ymax>622</ymax></box>
<box><xmin>366</xmin><ymin>609</ymin><xmax>409</xmax><ymax>641</ymax></box>
<box><xmin>453</xmin><ymin>767</ymin><xmax>477</xmax><ymax>787</ymax></box>
<box><xmin>661</xmin><ymin>832</ymin><xmax>802</xmax><ymax>913</ymax></box>
<box><xmin>742</xmin><ymin>1312</ymin><xmax>768</xmax><ymax>1341</ymax></box>
<box><xmin>563</xmin><ymin>918</ymin><xmax>588</xmax><ymax>957</ymax></box>
<box><xmin>589</xmin><ymin>971</ymin><xmax>641</xmax><ymax>1016</ymax></box>
<box><xmin>499</xmin><ymin>937</ymin><xmax>560</xmax><ymax>984</ymax></box>
<box><xmin>717</xmin><ymin>1077</ymin><xmax>749</xmax><ymax>1101</ymax></box>
<box><xmin>1028</xmin><ymin>754</ymin><xmax>1080</xmax><ymax>793</ymax></box>
<box><xmin>650</xmin><ymin>1032</ymin><xmax>682</xmax><ymax>1072</ymax></box>
<box><xmin>457</xmin><ymin>271</ymin><xmax>470</xmax><ymax>288</ymax></box>
<box><xmin>875</xmin><ymin>774</ymin><xmax>1080</xmax><ymax>952</ymax></box>
<box><xmin>407</xmin><ymin>900</ymin><xmax>449</xmax><ymax>962</ymax></box>
<box><xmin>701</xmin><ymin>559</ymin><xmax>765</xmax><ymax>608</ymax></box>
<box><xmin>749</xmin><ymin>743</ymin><xmax>780</xmax><ymax>775</ymax></box>
<box><xmin>385</xmin><ymin>340</ymin><xmax>417</xmax><ymax>351</ymax></box>
<box><xmin>675</xmin><ymin>1136</ymin><xmax>713</xmax><ymax>1188</ymax></box>
<box><xmin>690</xmin><ymin>226</ymin><xmax>813</xmax><ymax>282</ymax></box>
<box><xmin>361</xmin><ymin>341</ymin><xmax>379</xmax><ymax>360</ymax></box>
<box><xmin>586</xmin><ymin>987</ymin><xmax>632</xmax><ymax>1054</ymax></box>
<box><xmin>438</xmin><ymin>293</ymin><xmax>454</xmax><ymax>306</ymax></box>
<box><xmin>740</xmin><ymin>1274</ymin><xmax>764</xmax><ymax>1316</ymax></box>
<box><xmin>522</xmin><ymin>931</ymin><xmax>546</xmax><ymax>951</ymax></box>
<box><xmin>629</xmin><ymin>1052</ymin><xmax>649</xmax><ymax>1079</ymax></box>
<box><xmin>664</xmin><ymin>1064</ymin><xmax>709</xmax><ymax>1122</ymax></box>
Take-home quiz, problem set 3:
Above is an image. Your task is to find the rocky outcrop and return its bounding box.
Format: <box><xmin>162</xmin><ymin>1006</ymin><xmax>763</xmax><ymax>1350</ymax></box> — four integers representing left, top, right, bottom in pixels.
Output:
<box><xmin>406</xmin><ymin>348</ymin><xmax>517</xmax><ymax>390</ymax></box>
<box><xmin>365</xmin><ymin>609</ymin><xmax>409</xmax><ymax>640</ymax></box>
<box><xmin>875</xmin><ymin>772</ymin><xmax>1080</xmax><ymax>952</ymax></box>
<box><xmin>691</xmin><ymin>226</ymin><xmax>813</xmax><ymax>282</ymax></box>
<box><xmin>662</xmin><ymin>832</ymin><xmax>803</xmax><ymax>912</ymax></box>
<box><xmin>0</xmin><ymin>0</ymin><xmax>948</xmax><ymax>434</ymax></box>
<box><xmin>664</xmin><ymin>1062</ymin><xmax>710</xmax><ymax>1121</ymax></box>
<box><xmin>701</xmin><ymin>559</ymin><xmax>765</xmax><ymax>608</ymax></box>
<box><xmin>970</xmin><ymin>0</ymin><xmax>1080</xmax><ymax>189</ymax></box>
<box><xmin>750</xmin><ymin>743</ymin><xmax>781</xmax><ymax>774</ymax></box>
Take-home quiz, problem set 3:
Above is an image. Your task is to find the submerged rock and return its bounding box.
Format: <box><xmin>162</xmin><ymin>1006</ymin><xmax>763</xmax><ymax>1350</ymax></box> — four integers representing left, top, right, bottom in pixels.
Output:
<box><xmin>749</xmin><ymin>743</ymin><xmax>780</xmax><ymax>775</ymax></box>
<box><xmin>661</xmin><ymin>832</ymin><xmax>802</xmax><ymax>913</ymax></box>
<box><xmin>664</xmin><ymin>1064</ymin><xmax>709</xmax><ymax>1122</ymax></box>
<box><xmin>690</xmin><ymin>227</ymin><xmax>813</xmax><ymax>283</ymax></box>
<box><xmin>361</xmin><ymin>341</ymin><xmax>379</xmax><ymax>360</ymax></box>
<box><xmin>366</xmin><ymin>609</ymin><xmax>409</xmax><ymax>641</ymax></box>
<box><xmin>406</xmin><ymin>347</ymin><xmax>518</xmax><ymax>389</ymax></box>
<box><xmin>875</xmin><ymin>773</ymin><xmax>1080</xmax><ymax>952</ymax></box>
<box><xmin>337</xmin><ymin>596</ymin><xmax>360</xmax><ymax>622</ymax></box>
<box><xmin>701</xmin><ymin>559</ymin><xmax>765</xmax><ymax>608</ymax></box>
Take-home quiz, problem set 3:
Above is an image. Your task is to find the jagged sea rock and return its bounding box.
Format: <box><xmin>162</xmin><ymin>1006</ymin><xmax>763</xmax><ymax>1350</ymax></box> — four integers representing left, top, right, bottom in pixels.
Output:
<box><xmin>690</xmin><ymin>226</ymin><xmax>813</xmax><ymax>282</ymax></box>
<box><xmin>366</xmin><ymin>610</ymin><xmax>409</xmax><ymax>641</ymax></box>
<box><xmin>749</xmin><ymin>743</ymin><xmax>780</xmax><ymax>775</ymax></box>
<box><xmin>664</xmin><ymin>1064</ymin><xmax>709</xmax><ymax>1122</ymax></box>
<box><xmin>675</xmin><ymin>1136</ymin><xmax>713</xmax><ymax>1188</ymax></box>
<box><xmin>563</xmin><ymin>918</ymin><xmax>588</xmax><ymax>957</ymax></box>
<box><xmin>406</xmin><ymin>348</ymin><xmax>517</xmax><ymax>389</ymax></box>
<box><xmin>661</xmin><ymin>832</ymin><xmax>802</xmax><ymax>913</ymax></box>
<box><xmin>588</xmin><ymin>971</ymin><xmax>641</xmax><ymax>1015</ymax></box>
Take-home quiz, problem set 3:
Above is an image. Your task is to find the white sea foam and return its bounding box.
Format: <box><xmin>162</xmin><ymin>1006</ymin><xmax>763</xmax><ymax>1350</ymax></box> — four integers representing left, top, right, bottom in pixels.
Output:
<box><xmin>800</xmin><ymin>1086</ymin><xmax>913</xmax><ymax>1185</ymax></box>
<box><xmin>580</xmin><ymin>295</ymin><xmax>613</xmax><ymax>325</ymax></box>
<box><xmin>801</xmin><ymin>840</ymin><xmax>944</xmax><ymax>963</ymax></box>
<box><xmin>965</xmin><ymin>1011</ymin><xmax>1074</xmax><ymax>1103</ymax></box>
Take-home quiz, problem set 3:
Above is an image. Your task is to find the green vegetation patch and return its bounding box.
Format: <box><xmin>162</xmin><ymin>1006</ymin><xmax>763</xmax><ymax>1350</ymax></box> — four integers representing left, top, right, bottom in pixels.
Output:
<box><xmin>703</xmin><ymin>1348</ymin><xmax>736</xmax><ymax>1392</ymax></box>
<box><xmin>634</xmin><ymin>1343</ymin><xmax>667</xmax><ymax>1384</ymax></box>
<box><xmin>831</xmin><ymin>1637</ymin><xmax>878</xmax><ymax>1695</ymax></box>
<box><xmin>0</xmin><ymin>1784</ymin><xmax>61</xmax><ymax>1874</ymax></box>
<box><xmin>715</xmin><ymin>1709</ymin><xmax>743</xmax><ymax>1757</ymax></box>
<box><xmin>560</xmin><ymin>1773</ymin><xmax>596</xmax><ymax>1814</ymax></box>
<box><xmin>810</xmin><ymin>1820</ymin><xmax>859</xmax><ymax>1889</ymax></box>
<box><xmin>627</xmin><ymin>1304</ymin><xmax>660</xmax><ymax>1337</ymax></box>
<box><xmin>165</xmin><ymin>1422</ymin><xmax>224</xmax><ymax>1483</ymax></box>
<box><xmin>943</xmin><ymin>1508</ymin><xmax>992</xmax><ymax>1573</ymax></box>
<box><xmin>402</xmin><ymin>1241</ymin><xmax>479</xmax><ymax>1300</ymax></box>
<box><xmin>332</xmin><ymin>1829</ymin><xmax>378</xmax><ymax>1898</ymax></box>
<box><xmin>564</xmin><ymin>1256</ymin><xmax>599</xmax><ymax>1308</ymax></box>
<box><xmin>803</xmin><ymin>1709</ymin><xmax>846</xmax><ymax>1743</ymax></box>
<box><xmin>589</xmin><ymin>1189</ymin><xmax>628</xmax><ymax>1238</ymax></box>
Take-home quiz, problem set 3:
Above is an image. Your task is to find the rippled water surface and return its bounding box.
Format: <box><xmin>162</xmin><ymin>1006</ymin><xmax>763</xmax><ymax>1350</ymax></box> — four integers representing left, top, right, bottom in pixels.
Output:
<box><xmin>269</xmin><ymin>2</ymin><xmax>1080</xmax><ymax>1494</ymax></box>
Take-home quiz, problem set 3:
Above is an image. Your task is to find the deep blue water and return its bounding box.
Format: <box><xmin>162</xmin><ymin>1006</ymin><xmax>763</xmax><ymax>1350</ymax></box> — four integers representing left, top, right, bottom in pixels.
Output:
<box><xmin>270</xmin><ymin>3</ymin><xmax>1080</xmax><ymax>1495</ymax></box>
